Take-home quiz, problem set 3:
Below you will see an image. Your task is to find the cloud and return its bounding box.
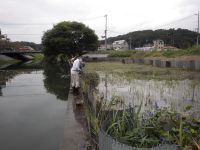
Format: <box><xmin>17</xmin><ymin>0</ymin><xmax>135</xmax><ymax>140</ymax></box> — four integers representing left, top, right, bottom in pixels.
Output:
<box><xmin>0</xmin><ymin>0</ymin><xmax>199</xmax><ymax>43</ymax></box>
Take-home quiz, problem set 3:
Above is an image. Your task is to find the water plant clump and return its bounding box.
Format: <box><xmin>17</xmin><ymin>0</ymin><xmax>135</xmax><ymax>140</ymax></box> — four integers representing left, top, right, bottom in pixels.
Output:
<box><xmin>105</xmin><ymin>105</ymin><xmax>200</xmax><ymax>149</ymax></box>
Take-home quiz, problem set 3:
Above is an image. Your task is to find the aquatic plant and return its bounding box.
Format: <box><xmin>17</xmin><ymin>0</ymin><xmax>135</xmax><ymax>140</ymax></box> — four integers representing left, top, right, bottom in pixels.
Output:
<box><xmin>105</xmin><ymin>105</ymin><xmax>200</xmax><ymax>149</ymax></box>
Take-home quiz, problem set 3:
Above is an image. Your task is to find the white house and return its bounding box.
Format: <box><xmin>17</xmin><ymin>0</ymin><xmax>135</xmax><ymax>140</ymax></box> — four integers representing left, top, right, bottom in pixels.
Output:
<box><xmin>153</xmin><ymin>40</ymin><xmax>164</xmax><ymax>49</ymax></box>
<box><xmin>112</xmin><ymin>40</ymin><xmax>129</xmax><ymax>50</ymax></box>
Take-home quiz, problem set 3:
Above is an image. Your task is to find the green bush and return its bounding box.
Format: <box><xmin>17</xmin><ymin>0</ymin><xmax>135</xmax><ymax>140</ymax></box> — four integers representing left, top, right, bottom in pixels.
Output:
<box><xmin>108</xmin><ymin>50</ymin><xmax>136</xmax><ymax>57</ymax></box>
<box><xmin>186</xmin><ymin>45</ymin><xmax>200</xmax><ymax>55</ymax></box>
<box><xmin>106</xmin><ymin>105</ymin><xmax>200</xmax><ymax>149</ymax></box>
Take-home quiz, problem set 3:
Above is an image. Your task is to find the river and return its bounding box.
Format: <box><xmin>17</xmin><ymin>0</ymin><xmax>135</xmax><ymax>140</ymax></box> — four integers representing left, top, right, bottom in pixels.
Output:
<box><xmin>0</xmin><ymin>61</ymin><xmax>71</xmax><ymax>150</ymax></box>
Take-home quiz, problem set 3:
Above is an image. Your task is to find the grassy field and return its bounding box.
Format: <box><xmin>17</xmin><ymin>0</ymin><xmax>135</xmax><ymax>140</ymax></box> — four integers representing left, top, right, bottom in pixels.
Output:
<box><xmin>84</xmin><ymin>62</ymin><xmax>200</xmax><ymax>80</ymax></box>
<box><xmin>88</xmin><ymin>45</ymin><xmax>200</xmax><ymax>59</ymax></box>
<box><xmin>0</xmin><ymin>59</ymin><xmax>19</xmax><ymax>66</ymax></box>
<box><xmin>31</xmin><ymin>54</ymin><xmax>44</xmax><ymax>62</ymax></box>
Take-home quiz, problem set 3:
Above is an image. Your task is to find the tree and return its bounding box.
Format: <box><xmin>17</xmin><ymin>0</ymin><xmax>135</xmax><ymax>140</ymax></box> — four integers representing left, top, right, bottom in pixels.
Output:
<box><xmin>105</xmin><ymin>29</ymin><xmax>197</xmax><ymax>49</ymax></box>
<box><xmin>42</xmin><ymin>21</ymin><xmax>98</xmax><ymax>56</ymax></box>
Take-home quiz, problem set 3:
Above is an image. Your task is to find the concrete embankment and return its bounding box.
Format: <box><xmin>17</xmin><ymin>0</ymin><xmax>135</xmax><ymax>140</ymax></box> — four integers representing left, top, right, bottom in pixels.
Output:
<box><xmin>83</xmin><ymin>56</ymin><xmax>200</xmax><ymax>71</ymax></box>
<box><xmin>0</xmin><ymin>54</ymin><xmax>15</xmax><ymax>61</ymax></box>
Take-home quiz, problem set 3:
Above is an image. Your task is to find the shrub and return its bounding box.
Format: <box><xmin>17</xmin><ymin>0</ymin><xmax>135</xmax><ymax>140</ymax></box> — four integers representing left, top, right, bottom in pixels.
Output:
<box><xmin>105</xmin><ymin>105</ymin><xmax>200</xmax><ymax>149</ymax></box>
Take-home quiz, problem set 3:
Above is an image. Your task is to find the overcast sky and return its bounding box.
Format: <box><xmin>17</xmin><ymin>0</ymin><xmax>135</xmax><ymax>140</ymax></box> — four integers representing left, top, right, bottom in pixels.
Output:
<box><xmin>0</xmin><ymin>0</ymin><xmax>199</xmax><ymax>43</ymax></box>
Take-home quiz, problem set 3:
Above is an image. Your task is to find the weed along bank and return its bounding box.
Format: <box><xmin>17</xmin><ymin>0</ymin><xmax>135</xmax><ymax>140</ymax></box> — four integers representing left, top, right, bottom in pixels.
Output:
<box><xmin>81</xmin><ymin>62</ymin><xmax>200</xmax><ymax>150</ymax></box>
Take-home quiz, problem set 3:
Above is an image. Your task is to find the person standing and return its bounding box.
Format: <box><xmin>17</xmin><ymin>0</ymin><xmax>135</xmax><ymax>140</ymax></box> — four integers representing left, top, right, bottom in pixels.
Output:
<box><xmin>70</xmin><ymin>56</ymin><xmax>83</xmax><ymax>94</ymax></box>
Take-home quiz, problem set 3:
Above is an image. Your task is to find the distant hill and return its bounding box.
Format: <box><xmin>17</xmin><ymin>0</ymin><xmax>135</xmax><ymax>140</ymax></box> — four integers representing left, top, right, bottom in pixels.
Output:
<box><xmin>101</xmin><ymin>28</ymin><xmax>198</xmax><ymax>49</ymax></box>
<box><xmin>0</xmin><ymin>40</ymin><xmax>42</xmax><ymax>51</ymax></box>
<box><xmin>12</xmin><ymin>41</ymin><xmax>42</xmax><ymax>50</ymax></box>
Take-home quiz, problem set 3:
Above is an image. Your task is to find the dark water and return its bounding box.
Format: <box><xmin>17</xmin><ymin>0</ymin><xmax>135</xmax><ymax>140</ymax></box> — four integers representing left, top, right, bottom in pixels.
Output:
<box><xmin>0</xmin><ymin>61</ymin><xmax>70</xmax><ymax>150</ymax></box>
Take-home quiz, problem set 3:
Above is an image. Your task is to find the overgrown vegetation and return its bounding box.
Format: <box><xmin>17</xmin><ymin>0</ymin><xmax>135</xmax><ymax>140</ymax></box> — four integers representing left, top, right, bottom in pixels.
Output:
<box><xmin>0</xmin><ymin>59</ymin><xmax>19</xmax><ymax>66</ymax></box>
<box><xmin>105</xmin><ymin>105</ymin><xmax>200</xmax><ymax>149</ymax></box>
<box><xmin>84</xmin><ymin>62</ymin><xmax>200</xmax><ymax>80</ymax></box>
<box><xmin>31</xmin><ymin>54</ymin><xmax>44</xmax><ymax>62</ymax></box>
<box><xmin>107</xmin><ymin>45</ymin><xmax>200</xmax><ymax>58</ymax></box>
<box><xmin>82</xmin><ymin>62</ymin><xmax>200</xmax><ymax>149</ymax></box>
<box><xmin>81</xmin><ymin>72</ymin><xmax>200</xmax><ymax>149</ymax></box>
<box><xmin>103</xmin><ymin>29</ymin><xmax>197</xmax><ymax>49</ymax></box>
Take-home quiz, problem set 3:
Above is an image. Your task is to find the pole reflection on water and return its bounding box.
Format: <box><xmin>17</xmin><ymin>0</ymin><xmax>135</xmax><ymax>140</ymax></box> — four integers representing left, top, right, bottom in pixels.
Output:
<box><xmin>0</xmin><ymin>59</ymin><xmax>71</xmax><ymax>150</ymax></box>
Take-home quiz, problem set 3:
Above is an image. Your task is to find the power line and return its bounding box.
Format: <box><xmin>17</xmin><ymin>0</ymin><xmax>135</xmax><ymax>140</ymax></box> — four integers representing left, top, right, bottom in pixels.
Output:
<box><xmin>154</xmin><ymin>14</ymin><xmax>196</xmax><ymax>29</ymax></box>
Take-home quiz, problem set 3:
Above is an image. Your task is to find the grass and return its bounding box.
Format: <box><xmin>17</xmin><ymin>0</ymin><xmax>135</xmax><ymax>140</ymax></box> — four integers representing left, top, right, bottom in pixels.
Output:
<box><xmin>109</xmin><ymin>50</ymin><xmax>136</xmax><ymax>57</ymax></box>
<box><xmin>31</xmin><ymin>54</ymin><xmax>44</xmax><ymax>62</ymax></box>
<box><xmin>0</xmin><ymin>59</ymin><xmax>19</xmax><ymax>66</ymax></box>
<box><xmin>105</xmin><ymin>105</ymin><xmax>200</xmax><ymax>149</ymax></box>
<box><xmin>84</xmin><ymin>62</ymin><xmax>200</xmax><ymax>81</ymax></box>
<box><xmin>89</xmin><ymin>45</ymin><xmax>200</xmax><ymax>58</ymax></box>
<box><xmin>82</xmin><ymin>62</ymin><xmax>200</xmax><ymax>149</ymax></box>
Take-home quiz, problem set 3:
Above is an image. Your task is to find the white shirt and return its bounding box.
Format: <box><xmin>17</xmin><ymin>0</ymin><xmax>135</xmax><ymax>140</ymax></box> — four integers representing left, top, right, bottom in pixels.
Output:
<box><xmin>71</xmin><ymin>58</ymin><xmax>82</xmax><ymax>72</ymax></box>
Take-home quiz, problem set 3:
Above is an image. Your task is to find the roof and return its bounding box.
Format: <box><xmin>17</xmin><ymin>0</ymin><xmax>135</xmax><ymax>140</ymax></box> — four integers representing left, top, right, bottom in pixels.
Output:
<box><xmin>113</xmin><ymin>40</ymin><xmax>127</xmax><ymax>44</ymax></box>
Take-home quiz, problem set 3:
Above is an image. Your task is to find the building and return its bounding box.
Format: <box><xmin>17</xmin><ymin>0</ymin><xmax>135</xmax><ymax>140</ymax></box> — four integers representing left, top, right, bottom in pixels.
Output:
<box><xmin>19</xmin><ymin>46</ymin><xmax>34</xmax><ymax>51</ymax></box>
<box><xmin>99</xmin><ymin>43</ymin><xmax>113</xmax><ymax>50</ymax></box>
<box><xmin>153</xmin><ymin>40</ymin><xmax>164</xmax><ymax>49</ymax></box>
<box><xmin>112</xmin><ymin>40</ymin><xmax>129</xmax><ymax>50</ymax></box>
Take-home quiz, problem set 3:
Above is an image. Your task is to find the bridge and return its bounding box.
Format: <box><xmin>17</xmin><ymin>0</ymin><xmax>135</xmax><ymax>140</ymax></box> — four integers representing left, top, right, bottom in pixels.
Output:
<box><xmin>0</xmin><ymin>50</ymin><xmax>42</xmax><ymax>61</ymax></box>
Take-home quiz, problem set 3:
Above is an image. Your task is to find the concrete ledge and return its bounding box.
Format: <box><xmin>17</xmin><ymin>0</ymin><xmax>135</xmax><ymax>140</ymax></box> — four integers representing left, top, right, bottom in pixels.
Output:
<box><xmin>195</xmin><ymin>61</ymin><xmax>200</xmax><ymax>71</ymax></box>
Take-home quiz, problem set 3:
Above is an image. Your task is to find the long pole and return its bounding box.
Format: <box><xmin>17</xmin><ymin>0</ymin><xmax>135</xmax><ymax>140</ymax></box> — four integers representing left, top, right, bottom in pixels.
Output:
<box><xmin>105</xmin><ymin>14</ymin><xmax>107</xmax><ymax>50</ymax></box>
<box><xmin>197</xmin><ymin>11</ymin><xmax>199</xmax><ymax>45</ymax></box>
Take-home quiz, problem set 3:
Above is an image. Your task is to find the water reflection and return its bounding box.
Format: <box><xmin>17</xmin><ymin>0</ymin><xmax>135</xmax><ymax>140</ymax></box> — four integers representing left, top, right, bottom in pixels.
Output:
<box><xmin>43</xmin><ymin>57</ymin><xmax>70</xmax><ymax>101</ymax></box>
<box><xmin>0</xmin><ymin>70</ymin><xmax>24</xmax><ymax>96</ymax></box>
<box><xmin>0</xmin><ymin>61</ymin><xmax>69</xmax><ymax>150</ymax></box>
<box><xmin>97</xmin><ymin>72</ymin><xmax>200</xmax><ymax>113</ymax></box>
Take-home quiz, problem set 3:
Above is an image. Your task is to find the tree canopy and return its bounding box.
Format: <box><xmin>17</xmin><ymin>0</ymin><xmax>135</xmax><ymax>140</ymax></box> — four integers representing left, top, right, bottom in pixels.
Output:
<box><xmin>42</xmin><ymin>21</ymin><xmax>98</xmax><ymax>56</ymax></box>
<box><xmin>103</xmin><ymin>28</ymin><xmax>198</xmax><ymax>49</ymax></box>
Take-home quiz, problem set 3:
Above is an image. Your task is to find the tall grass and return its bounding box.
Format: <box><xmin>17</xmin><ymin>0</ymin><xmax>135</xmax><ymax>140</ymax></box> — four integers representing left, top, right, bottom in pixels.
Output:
<box><xmin>106</xmin><ymin>45</ymin><xmax>200</xmax><ymax>58</ymax></box>
<box><xmin>105</xmin><ymin>105</ymin><xmax>200</xmax><ymax>149</ymax></box>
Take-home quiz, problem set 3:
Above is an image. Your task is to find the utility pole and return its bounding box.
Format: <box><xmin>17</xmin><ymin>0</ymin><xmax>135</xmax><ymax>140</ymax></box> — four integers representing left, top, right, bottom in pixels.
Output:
<box><xmin>197</xmin><ymin>11</ymin><xmax>199</xmax><ymax>45</ymax></box>
<box><xmin>196</xmin><ymin>11</ymin><xmax>199</xmax><ymax>45</ymax></box>
<box><xmin>105</xmin><ymin>14</ymin><xmax>107</xmax><ymax>50</ymax></box>
<box><xmin>129</xmin><ymin>36</ymin><xmax>132</xmax><ymax>50</ymax></box>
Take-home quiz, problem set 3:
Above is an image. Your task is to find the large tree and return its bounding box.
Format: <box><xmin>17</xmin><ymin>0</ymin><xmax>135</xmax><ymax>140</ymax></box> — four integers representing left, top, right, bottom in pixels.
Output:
<box><xmin>42</xmin><ymin>21</ymin><xmax>98</xmax><ymax>56</ymax></box>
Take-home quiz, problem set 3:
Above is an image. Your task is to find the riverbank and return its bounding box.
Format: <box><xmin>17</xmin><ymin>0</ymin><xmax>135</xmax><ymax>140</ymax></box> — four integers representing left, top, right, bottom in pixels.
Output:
<box><xmin>0</xmin><ymin>55</ymin><xmax>19</xmax><ymax>66</ymax></box>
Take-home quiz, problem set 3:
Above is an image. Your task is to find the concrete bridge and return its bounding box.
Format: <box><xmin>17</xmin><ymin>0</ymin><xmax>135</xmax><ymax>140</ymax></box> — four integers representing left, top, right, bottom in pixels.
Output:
<box><xmin>0</xmin><ymin>50</ymin><xmax>42</xmax><ymax>61</ymax></box>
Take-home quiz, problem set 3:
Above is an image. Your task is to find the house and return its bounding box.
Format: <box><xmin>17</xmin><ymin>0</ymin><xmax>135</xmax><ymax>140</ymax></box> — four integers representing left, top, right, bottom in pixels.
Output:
<box><xmin>99</xmin><ymin>43</ymin><xmax>113</xmax><ymax>50</ymax></box>
<box><xmin>153</xmin><ymin>40</ymin><xmax>164</xmax><ymax>49</ymax></box>
<box><xmin>112</xmin><ymin>40</ymin><xmax>129</xmax><ymax>50</ymax></box>
<box><xmin>19</xmin><ymin>46</ymin><xmax>34</xmax><ymax>51</ymax></box>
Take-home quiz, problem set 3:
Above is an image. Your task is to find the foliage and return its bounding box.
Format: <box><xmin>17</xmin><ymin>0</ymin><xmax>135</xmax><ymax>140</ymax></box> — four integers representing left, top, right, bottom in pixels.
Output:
<box><xmin>42</xmin><ymin>21</ymin><xmax>98</xmax><ymax>56</ymax></box>
<box><xmin>106</xmin><ymin>105</ymin><xmax>200</xmax><ymax>149</ymax></box>
<box><xmin>87</xmin><ymin>50</ymin><xmax>115</xmax><ymax>54</ymax></box>
<box><xmin>81</xmin><ymin>72</ymin><xmax>125</xmax><ymax>143</ymax></box>
<box><xmin>82</xmin><ymin>72</ymin><xmax>100</xmax><ymax>88</ymax></box>
<box><xmin>31</xmin><ymin>54</ymin><xmax>44</xmax><ymax>62</ymax></box>
<box><xmin>104</xmin><ymin>28</ymin><xmax>197</xmax><ymax>49</ymax></box>
<box><xmin>186</xmin><ymin>45</ymin><xmax>200</xmax><ymax>55</ymax></box>
<box><xmin>0</xmin><ymin>59</ymin><xmax>19</xmax><ymax>66</ymax></box>
<box><xmin>109</xmin><ymin>50</ymin><xmax>136</xmax><ymax>57</ymax></box>
<box><xmin>0</xmin><ymin>40</ymin><xmax>41</xmax><ymax>51</ymax></box>
<box><xmin>85</xmin><ymin>62</ymin><xmax>200</xmax><ymax>81</ymax></box>
<box><xmin>106</xmin><ymin>45</ymin><xmax>200</xmax><ymax>58</ymax></box>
